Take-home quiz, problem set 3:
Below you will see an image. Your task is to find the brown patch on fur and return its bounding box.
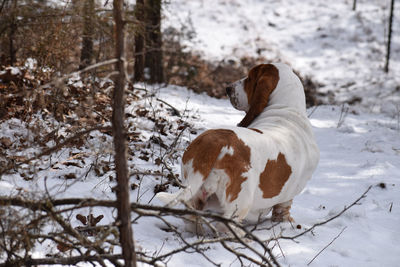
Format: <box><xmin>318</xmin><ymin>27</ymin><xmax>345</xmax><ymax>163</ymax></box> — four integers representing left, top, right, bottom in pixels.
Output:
<box><xmin>239</xmin><ymin>64</ymin><xmax>280</xmax><ymax>127</ymax></box>
<box><xmin>249</xmin><ymin>128</ymin><xmax>263</xmax><ymax>134</ymax></box>
<box><xmin>182</xmin><ymin>129</ymin><xmax>251</xmax><ymax>202</ymax></box>
<box><xmin>259</xmin><ymin>153</ymin><xmax>292</xmax><ymax>198</ymax></box>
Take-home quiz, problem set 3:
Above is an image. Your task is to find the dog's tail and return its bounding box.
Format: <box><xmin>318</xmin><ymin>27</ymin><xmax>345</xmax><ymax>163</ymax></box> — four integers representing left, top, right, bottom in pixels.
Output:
<box><xmin>155</xmin><ymin>186</ymin><xmax>196</xmax><ymax>207</ymax></box>
<box><xmin>156</xmin><ymin>171</ymin><xmax>207</xmax><ymax>207</ymax></box>
<box><xmin>156</xmin><ymin>190</ymin><xmax>183</xmax><ymax>205</ymax></box>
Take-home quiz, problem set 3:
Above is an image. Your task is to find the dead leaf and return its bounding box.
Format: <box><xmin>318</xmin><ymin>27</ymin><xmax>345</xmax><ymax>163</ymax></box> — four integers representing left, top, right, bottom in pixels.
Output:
<box><xmin>0</xmin><ymin>137</ymin><xmax>12</xmax><ymax>148</ymax></box>
<box><xmin>76</xmin><ymin>214</ymin><xmax>87</xmax><ymax>225</ymax></box>
<box><xmin>56</xmin><ymin>242</ymin><xmax>71</xmax><ymax>252</ymax></box>
<box><xmin>64</xmin><ymin>173</ymin><xmax>76</xmax><ymax>179</ymax></box>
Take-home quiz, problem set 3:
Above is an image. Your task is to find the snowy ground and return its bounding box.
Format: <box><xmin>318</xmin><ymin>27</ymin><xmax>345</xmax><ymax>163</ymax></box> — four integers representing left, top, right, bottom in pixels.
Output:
<box><xmin>151</xmin><ymin>86</ymin><xmax>400</xmax><ymax>267</ymax></box>
<box><xmin>2</xmin><ymin>84</ymin><xmax>399</xmax><ymax>266</ymax></box>
<box><xmin>1</xmin><ymin>0</ymin><xmax>400</xmax><ymax>266</ymax></box>
<box><xmin>164</xmin><ymin>0</ymin><xmax>400</xmax><ymax>116</ymax></box>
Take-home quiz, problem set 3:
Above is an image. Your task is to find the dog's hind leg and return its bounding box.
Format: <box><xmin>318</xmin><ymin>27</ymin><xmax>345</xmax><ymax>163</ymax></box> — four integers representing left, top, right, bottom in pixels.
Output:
<box><xmin>271</xmin><ymin>200</ymin><xmax>294</xmax><ymax>222</ymax></box>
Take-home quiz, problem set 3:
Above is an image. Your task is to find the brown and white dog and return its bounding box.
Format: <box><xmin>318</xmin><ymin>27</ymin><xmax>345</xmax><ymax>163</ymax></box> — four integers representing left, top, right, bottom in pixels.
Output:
<box><xmin>157</xmin><ymin>63</ymin><xmax>319</xmax><ymax>229</ymax></box>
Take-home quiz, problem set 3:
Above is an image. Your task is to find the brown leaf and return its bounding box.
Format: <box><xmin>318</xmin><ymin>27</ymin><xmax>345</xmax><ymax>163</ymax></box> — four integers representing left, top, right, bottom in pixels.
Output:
<box><xmin>154</xmin><ymin>183</ymin><xmax>168</xmax><ymax>194</ymax></box>
<box><xmin>131</xmin><ymin>183</ymin><xmax>138</xmax><ymax>190</ymax></box>
<box><xmin>57</xmin><ymin>242</ymin><xmax>71</xmax><ymax>252</ymax></box>
<box><xmin>0</xmin><ymin>137</ymin><xmax>12</xmax><ymax>148</ymax></box>
<box><xmin>155</xmin><ymin>157</ymin><xmax>162</xmax><ymax>166</ymax></box>
<box><xmin>63</xmin><ymin>162</ymin><xmax>81</xmax><ymax>167</ymax></box>
<box><xmin>64</xmin><ymin>173</ymin><xmax>76</xmax><ymax>179</ymax></box>
<box><xmin>139</xmin><ymin>155</ymin><xmax>149</xmax><ymax>161</ymax></box>
<box><xmin>92</xmin><ymin>215</ymin><xmax>104</xmax><ymax>226</ymax></box>
<box><xmin>76</xmin><ymin>214</ymin><xmax>87</xmax><ymax>225</ymax></box>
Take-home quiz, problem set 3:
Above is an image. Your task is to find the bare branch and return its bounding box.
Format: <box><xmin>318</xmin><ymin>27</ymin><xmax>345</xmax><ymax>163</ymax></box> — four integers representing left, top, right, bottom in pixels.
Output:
<box><xmin>280</xmin><ymin>186</ymin><xmax>372</xmax><ymax>240</ymax></box>
<box><xmin>307</xmin><ymin>227</ymin><xmax>347</xmax><ymax>265</ymax></box>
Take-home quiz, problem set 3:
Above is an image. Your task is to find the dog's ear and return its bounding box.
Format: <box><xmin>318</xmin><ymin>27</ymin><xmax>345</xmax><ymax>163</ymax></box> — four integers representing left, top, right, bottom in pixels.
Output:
<box><xmin>238</xmin><ymin>64</ymin><xmax>279</xmax><ymax>127</ymax></box>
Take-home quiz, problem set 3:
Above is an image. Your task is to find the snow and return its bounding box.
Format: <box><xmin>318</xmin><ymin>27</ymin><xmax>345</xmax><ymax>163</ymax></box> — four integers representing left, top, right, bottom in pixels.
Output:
<box><xmin>164</xmin><ymin>0</ymin><xmax>400</xmax><ymax>115</ymax></box>
<box><xmin>151</xmin><ymin>87</ymin><xmax>400</xmax><ymax>267</ymax></box>
<box><xmin>3</xmin><ymin>84</ymin><xmax>398</xmax><ymax>266</ymax></box>
<box><xmin>1</xmin><ymin>0</ymin><xmax>400</xmax><ymax>266</ymax></box>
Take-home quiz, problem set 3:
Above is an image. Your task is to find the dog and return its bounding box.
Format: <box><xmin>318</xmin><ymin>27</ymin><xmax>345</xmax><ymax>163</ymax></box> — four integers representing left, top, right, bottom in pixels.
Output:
<box><xmin>157</xmin><ymin>63</ymin><xmax>319</xmax><ymax>233</ymax></box>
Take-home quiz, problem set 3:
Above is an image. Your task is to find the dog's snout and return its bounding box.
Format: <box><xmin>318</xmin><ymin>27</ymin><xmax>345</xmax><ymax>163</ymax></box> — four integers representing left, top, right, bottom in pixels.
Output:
<box><xmin>226</xmin><ymin>86</ymin><xmax>233</xmax><ymax>95</ymax></box>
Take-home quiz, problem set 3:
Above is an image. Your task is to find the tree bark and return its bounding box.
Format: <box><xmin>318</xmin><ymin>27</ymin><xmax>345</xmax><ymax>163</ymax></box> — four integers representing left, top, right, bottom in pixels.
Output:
<box><xmin>384</xmin><ymin>0</ymin><xmax>395</xmax><ymax>73</ymax></box>
<box><xmin>79</xmin><ymin>0</ymin><xmax>95</xmax><ymax>69</ymax></box>
<box><xmin>133</xmin><ymin>0</ymin><xmax>145</xmax><ymax>82</ymax></box>
<box><xmin>144</xmin><ymin>0</ymin><xmax>164</xmax><ymax>84</ymax></box>
<box><xmin>112</xmin><ymin>1</ymin><xmax>137</xmax><ymax>266</ymax></box>
<box><xmin>8</xmin><ymin>0</ymin><xmax>17</xmax><ymax>65</ymax></box>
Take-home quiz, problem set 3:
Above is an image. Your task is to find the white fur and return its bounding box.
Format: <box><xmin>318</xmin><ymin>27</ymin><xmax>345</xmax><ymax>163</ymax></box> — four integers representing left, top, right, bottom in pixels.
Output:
<box><xmin>156</xmin><ymin>63</ymin><xmax>319</xmax><ymax>226</ymax></box>
<box><xmin>229</xmin><ymin>78</ymin><xmax>248</xmax><ymax>111</ymax></box>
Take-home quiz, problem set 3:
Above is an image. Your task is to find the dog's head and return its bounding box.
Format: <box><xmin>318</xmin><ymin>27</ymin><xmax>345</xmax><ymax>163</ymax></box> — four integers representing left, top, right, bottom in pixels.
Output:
<box><xmin>226</xmin><ymin>63</ymin><xmax>280</xmax><ymax>127</ymax></box>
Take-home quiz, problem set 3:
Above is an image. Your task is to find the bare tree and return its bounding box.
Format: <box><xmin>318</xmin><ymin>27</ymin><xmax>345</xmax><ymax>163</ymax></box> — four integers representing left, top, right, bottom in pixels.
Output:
<box><xmin>133</xmin><ymin>0</ymin><xmax>145</xmax><ymax>82</ymax></box>
<box><xmin>79</xmin><ymin>0</ymin><xmax>95</xmax><ymax>69</ymax></box>
<box><xmin>112</xmin><ymin>0</ymin><xmax>137</xmax><ymax>266</ymax></box>
<box><xmin>0</xmin><ymin>0</ymin><xmax>18</xmax><ymax>65</ymax></box>
<box><xmin>145</xmin><ymin>0</ymin><xmax>164</xmax><ymax>84</ymax></box>
<box><xmin>384</xmin><ymin>0</ymin><xmax>395</xmax><ymax>73</ymax></box>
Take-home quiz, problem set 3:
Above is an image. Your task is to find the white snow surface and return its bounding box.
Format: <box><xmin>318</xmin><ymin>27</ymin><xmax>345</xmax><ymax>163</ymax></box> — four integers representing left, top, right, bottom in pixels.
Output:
<box><xmin>2</xmin><ymin>85</ymin><xmax>400</xmax><ymax>266</ymax></box>
<box><xmin>164</xmin><ymin>0</ymin><xmax>400</xmax><ymax>115</ymax></box>
<box><xmin>1</xmin><ymin>0</ymin><xmax>400</xmax><ymax>266</ymax></box>
<box><xmin>154</xmin><ymin>87</ymin><xmax>400</xmax><ymax>267</ymax></box>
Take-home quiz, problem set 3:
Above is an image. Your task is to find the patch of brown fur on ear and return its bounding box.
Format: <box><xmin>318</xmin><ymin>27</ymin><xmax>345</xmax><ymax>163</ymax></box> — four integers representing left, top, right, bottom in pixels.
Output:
<box><xmin>238</xmin><ymin>64</ymin><xmax>279</xmax><ymax>127</ymax></box>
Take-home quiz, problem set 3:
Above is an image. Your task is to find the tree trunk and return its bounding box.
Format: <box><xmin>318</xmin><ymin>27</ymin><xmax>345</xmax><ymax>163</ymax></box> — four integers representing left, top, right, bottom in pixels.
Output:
<box><xmin>384</xmin><ymin>0</ymin><xmax>395</xmax><ymax>73</ymax></box>
<box><xmin>9</xmin><ymin>21</ymin><xmax>16</xmax><ymax>65</ymax></box>
<box><xmin>352</xmin><ymin>0</ymin><xmax>357</xmax><ymax>11</ymax></box>
<box><xmin>145</xmin><ymin>0</ymin><xmax>164</xmax><ymax>84</ymax></box>
<box><xmin>112</xmin><ymin>1</ymin><xmax>137</xmax><ymax>266</ymax></box>
<box><xmin>133</xmin><ymin>0</ymin><xmax>145</xmax><ymax>82</ymax></box>
<box><xmin>8</xmin><ymin>0</ymin><xmax>18</xmax><ymax>65</ymax></box>
<box><xmin>79</xmin><ymin>0</ymin><xmax>95</xmax><ymax>69</ymax></box>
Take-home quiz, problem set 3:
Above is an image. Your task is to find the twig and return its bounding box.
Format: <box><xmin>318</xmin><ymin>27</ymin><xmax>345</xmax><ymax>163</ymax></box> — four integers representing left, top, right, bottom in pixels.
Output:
<box><xmin>307</xmin><ymin>105</ymin><xmax>319</xmax><ymax>118</ymax></box>
<box><xmin>307</xmin><ymin>227</ymin><xmax>347</xmax><ymax>265</ymax></box>
<box><xmin>156</xmin><ymin>98</ymin><xmax>181</xmax><ymax>117</ymax></box>
<box><xmin>0</xmin><ymin>253</ymin><xmax>158</xmax><ymax>267</ymax></box>
<box><xmin>37</xmin><ymin>59</ymin><xmax>118</xmax><ymax>91</ymax></box>
<box><xmin>337</xmin><ymin>103</ymin><xmax>349</xmax><ymax>128</ymax></box>
<box><xmin>0</xmin><ymin>196</ymin><xmax>280</xmax><ymax>266</ymax></box>
<box><xmin>280</xmin><ymin>185</ymin><xmax>372</xmax><ymax>240</ymax></box>
<box><xmin>132</xmin><ymin>86</ymin><xmax>182</xmax><ymax>117</ymax></box>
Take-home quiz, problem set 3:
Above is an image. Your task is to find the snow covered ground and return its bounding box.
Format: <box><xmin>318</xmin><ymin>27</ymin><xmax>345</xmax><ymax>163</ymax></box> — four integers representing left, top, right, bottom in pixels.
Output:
<box><xmin>164</xmin><ymin>0</ymin><xmax>400</xmax><ymax>115</ymax></box>
<box><xmin>2</xmin><ymin>84</ymin><xmax>399</xmax><ymax>266</ymax></box>
<box><xmin>1</xmin><ymin>0</ymin><xmax>399</xmax><ymax>266</ymax></box>
<box><xmin>149</xmin><ymin>86</ymin><xmax>400</xmax><ymax>267</ymax></box>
